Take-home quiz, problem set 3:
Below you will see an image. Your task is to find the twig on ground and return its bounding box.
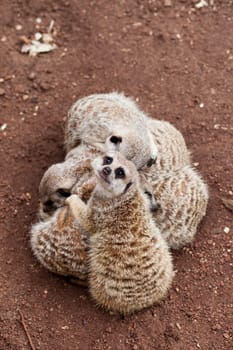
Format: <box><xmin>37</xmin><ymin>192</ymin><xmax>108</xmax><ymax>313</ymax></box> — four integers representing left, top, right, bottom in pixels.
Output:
<box><xmin>18</xmin><ymin>310</ymin><xmax>36</xmax><ymax>350</ymax></box>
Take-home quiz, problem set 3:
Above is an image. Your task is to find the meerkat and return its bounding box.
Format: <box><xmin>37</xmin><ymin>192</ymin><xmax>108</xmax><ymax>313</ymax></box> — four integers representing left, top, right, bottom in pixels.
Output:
<box><xmin>66</xmin><ymin>152</ymin><xmax>173</xmax><ymax>315</ymax></box>
<box><xmin>38</xmin><ymin>144</ymin><xmax>99</xmax><ymax>220</ymax></box>
<box><xmin>144</xmin><ymin>165</ymin><xmax>208</xmax><ymax>249</ymax></box>
<box><xmin>146</xmin><ymin>119</ymin><xmax>191</xmax><ymax>171</ymax></box>
<box><xmin>64</xmin><ymin>92</ymin><xmax>158</xmax><ymax>169</ymax></box>
<box><xmin>30</xmin><ymin>204</ymin><xmax>89</xmax><ymax>282</ymax></box>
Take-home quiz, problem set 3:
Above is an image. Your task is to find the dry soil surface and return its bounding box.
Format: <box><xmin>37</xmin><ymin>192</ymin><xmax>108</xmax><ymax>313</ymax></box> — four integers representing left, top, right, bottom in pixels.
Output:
<box><xmin>0</xmin><ymin>1</ymin><xmax>232</xmax><ymax>349</ymax></box>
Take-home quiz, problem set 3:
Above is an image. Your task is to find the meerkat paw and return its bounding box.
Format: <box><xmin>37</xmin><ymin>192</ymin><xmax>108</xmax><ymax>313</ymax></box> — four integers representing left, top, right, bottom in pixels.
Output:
<box><xmin>65</xmin><ymin>194</ymin><xmax>90</xmax><ymax>231</ymax></box>
<box><xmin>65</xmin><ymin>194</ymin><xmax>85</xmax><ymax>213</ymax></box>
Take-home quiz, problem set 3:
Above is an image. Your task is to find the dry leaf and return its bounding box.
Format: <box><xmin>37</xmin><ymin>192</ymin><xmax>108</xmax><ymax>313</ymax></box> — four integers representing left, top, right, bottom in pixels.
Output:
<box><xmin>221</xmin><ymin>198</ymin><xmax>233</xmax><ymax>212</ymax></box>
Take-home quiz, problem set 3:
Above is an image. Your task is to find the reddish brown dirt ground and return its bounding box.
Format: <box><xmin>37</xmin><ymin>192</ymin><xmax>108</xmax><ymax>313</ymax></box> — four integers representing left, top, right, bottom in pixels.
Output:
<box><xmin>0</xmin><ymin>1</ymin><xmax>232</xmax><ymax>349</ymax></box>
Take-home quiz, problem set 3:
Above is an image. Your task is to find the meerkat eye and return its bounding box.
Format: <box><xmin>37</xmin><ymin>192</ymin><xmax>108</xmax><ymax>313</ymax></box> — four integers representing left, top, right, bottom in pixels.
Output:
<box><xmin>57</xmin><ymin>188</ymin><xmax>71</xmax><ymax>198</ymax></box>
<box><xmin>110</xmin><ymin>135</ymin><xmax>122</xmax><ymax>144</ymax></box>
<box><xmin>144</xmin><ymin>190</ymin><xmax>152</xmax><ymax>199</ymax></box>
<box><xmin>103</xmin><ymin>156</ymin><xmax>113</xmax><ymax>165</ymax></box>
<box><xmin>147</xmin><ymin>158</ymin><xmax>156</xmax><ymax>168</ymax></box>
<box><xmin>44</xmin><ymin>200</ymin><xmax>54</xmax><ymax>212</ymax></box>
<box><xmin>115</xmin><ymin>167</ymin><xmax>125</xmax><ymax>179</ymax></box>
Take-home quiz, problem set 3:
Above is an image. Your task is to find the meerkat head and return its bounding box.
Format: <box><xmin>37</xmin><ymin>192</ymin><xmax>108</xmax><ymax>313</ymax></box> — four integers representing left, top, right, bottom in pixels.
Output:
<box><xmin>39</xmin><ymin>162</ymin><xmax>77</xmax><ymax>215</ymax></box>
<box><xmin>105</xmin><ymin>129</ymin><xmax>157</xmax><ymax>170</ymax></box>
<box><xmin>91</xmin><ymin>151</ymin><xmax>139</xmax><ymax>198</ymax></box>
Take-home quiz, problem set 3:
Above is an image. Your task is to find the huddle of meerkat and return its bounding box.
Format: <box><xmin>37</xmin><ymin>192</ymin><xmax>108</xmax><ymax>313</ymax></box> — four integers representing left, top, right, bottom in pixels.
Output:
<box><xmin>66</xmin><ymin>152</ymin><xmax>173</xmax><ymax>315</ymax></box>
<box><xmin>30</xmin><ymin>91</ymin><xmax>208</xmax><ymax>314</ymax></box>
<box><xmin>65</xmin><ymin>92</ymin><xmax>158</xmax><ymax>169</ymax></box>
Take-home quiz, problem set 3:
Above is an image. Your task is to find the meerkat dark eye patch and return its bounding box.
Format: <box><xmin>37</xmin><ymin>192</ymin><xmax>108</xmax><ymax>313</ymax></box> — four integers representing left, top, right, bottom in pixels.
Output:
<box><xmin>43</xmin><ymin>200</ymin><xmax>54</xmax><ymax>212</ymax></box>
<box><xmin>110</xmin><ymin>135</ymin><xmax>122</xmax><ymax>144</ymax></box>
<box><xmin>103</xmin><ymin>156</ymin><xmax>113</xmax><ymax>165</ymax></box>
<box><xmin>115</xmin><ymin>167</ymin><xmax>125</xmax><ymax>179</ymax></box>
<box><xmin>147</xmin><ymin>158</ymin><xmax>156</xmax><ymax>168</ymax></box>
<box><xmin>144</xmin><ymin>190</ymin><xmax>152</xmax><ymax>199</ymax></box>
<box><xmin>57</xmin><ymin>188</ymin><xmax>71</xmax><ymax>198</ymax></box>
<box><xmin>124</xmin><ymin>181</ymin><xmax>132</xmax><ymax>193</ymax></box>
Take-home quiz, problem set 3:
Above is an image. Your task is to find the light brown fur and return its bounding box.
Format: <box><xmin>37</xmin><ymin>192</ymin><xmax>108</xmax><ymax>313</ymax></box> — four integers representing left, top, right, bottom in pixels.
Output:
<box><xmin>38</xmin><ymin>144</ymin><xmax>99</xmax><ymax>220</ymax></box>
<box><xmin>147</xmin><ymin>119</ymin><xmax>191</xmax><ymax>171</ymax></box>
<box><xmin>30</xmin><ymin>205</ymin><xmax>89</xmax><ymax>281</ymax></box>
<box><xmin>145</xmin><ymin>165</ymin><xmax>208</xmax><ymax>249</ymax></box>
<box><xmin>66</xmin><ymin>152</ymin><xmax>173</xmax><ymax>314</ymax></box>
<box><xmin>65</xmin><ymin>92</ymin><xmax>158</xmax><ymax>169</ymax></box>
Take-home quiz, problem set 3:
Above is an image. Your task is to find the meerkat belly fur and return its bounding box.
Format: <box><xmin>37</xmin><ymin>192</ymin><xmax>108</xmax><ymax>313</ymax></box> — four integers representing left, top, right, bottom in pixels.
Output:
<box><xmin>66</xmin><ymin>152</ymin><xmax>173</xmax><ymax>315</ymax></box>
<box><xmin>145</xmin><ymin>165</ymin><xmax>208</xmax><ymax>249</ymax></box>
<box><xmin>30</xmin><ymin>205</ymin><xmax>89</xmax><ymax>280</ymax></box>
<box><xmin>65</xmin><ymin>92</ymin><xmax>158</xmax><ymax>169</ymax></box>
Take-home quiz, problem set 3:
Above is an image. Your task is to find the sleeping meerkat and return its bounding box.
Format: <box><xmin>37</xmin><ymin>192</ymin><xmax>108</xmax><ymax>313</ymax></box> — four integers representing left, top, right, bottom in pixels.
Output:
<box><xmin>66</xmin><ymin>152</ymin><xmax>173</xmax><ymax>315</ymax></box>
<box><xmin>145</xmin><ymin>165</ymin><xmax>208</xmax><ymax>249</ymax></box>
<box><xmin>146</xmin><ymin>119</ymin><xmax>191</xmax><ymax>171</ymax></box>
<box><xmin>65</xmin><ymin>92</ymin><xmax>158</xmax><ymax>169</ymax></box>
<box><xmin>30</xmin><ymin>205</ymin><xmax>89</xmax><ymax>282</ymax></box>
<box><xmin>38</xmin><ymin>144</ymin><xmax>99</xmax><ymax>220</ymax></box>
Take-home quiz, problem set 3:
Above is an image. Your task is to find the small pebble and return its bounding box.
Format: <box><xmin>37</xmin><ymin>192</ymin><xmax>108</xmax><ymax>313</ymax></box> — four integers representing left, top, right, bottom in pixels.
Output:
<box><xmin>15</xmin><ymin>24</ymin><xmax>23</xmax><ymax>31</ymax></box>
<box><xmin>200</xmin><ymin>103</ymin><xmax>204</xmax><ymax>108</ymax></box>
<box><xmin>28</xmin><ymin>72</ymin><xmax>36</xmax><ymax>80</ymax></box>
<box><xmin>1</xmin><ymin>123</ymin><xmax>7</xmax><ymax>131</ymax></box>
<box><xmin>35</xmin><ymin>32</ymin><xmax>42</xmax><ymax>40</ymax></box>
<box><xmin>224</xmin><ymin>227</ymin><xmax>230</xmax><ymax>234</ymax></box>
<box><xmin>0</xmin><ymin>78</ymin><xmax>4</xmax><ymax>83</ymax></box>
<box><xmin>223</xmin><ymin>332</ymin><xmax>230</xmax><ymax>339</ymax></box>
<box><xmin>22</xmin><ymin>94</ymin><xmax>29</xmax><ymax>101</ymax></box>
<box><xmin>164</xmin><ymin>0</ymin><xmax>172</xmax><ymax>6</ymax></box>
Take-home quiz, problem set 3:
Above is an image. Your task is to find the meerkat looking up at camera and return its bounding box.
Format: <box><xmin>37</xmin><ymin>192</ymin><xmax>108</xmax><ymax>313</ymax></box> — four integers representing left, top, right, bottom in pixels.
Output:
<box><xmin>66</xmin><ymin>152</ymin><xmax>173</xmax><ymax>315</ymax></box>
<box><xmin>65</xmin><ymin>92</ymin><xmax>158</xmax><ymax>169</ymax></box>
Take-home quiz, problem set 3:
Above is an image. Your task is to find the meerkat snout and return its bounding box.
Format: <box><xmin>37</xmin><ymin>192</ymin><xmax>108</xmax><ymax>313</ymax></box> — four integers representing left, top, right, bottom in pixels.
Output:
<box><xmin>110</xmin><ymin>135</ymin><xmax>122</xmax><ymax>144</ymax></box>
<box><xmin>102</xmin><ymin>167</ymin><xmax>112</xmax><ymax>176</ymax></box>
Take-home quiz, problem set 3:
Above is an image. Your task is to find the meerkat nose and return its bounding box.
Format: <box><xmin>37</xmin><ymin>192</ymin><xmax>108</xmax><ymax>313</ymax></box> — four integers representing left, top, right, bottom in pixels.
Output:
<box><xmin>102</xmin><ymin>167</ymin><xmax>112</xmax><ymax>176</ymax></box>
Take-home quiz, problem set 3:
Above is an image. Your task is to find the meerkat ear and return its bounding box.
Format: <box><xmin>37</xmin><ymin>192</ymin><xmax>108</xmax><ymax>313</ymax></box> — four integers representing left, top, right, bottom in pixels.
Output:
<box><xmin>110</xmin><ymin>135</ymin><xmax>122</xmax><ymax>144</ymax></box>
<box><xmin>124</xmin><ymin>181</ymin><xmax>133</xmax><ymax>193</ymax></box>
